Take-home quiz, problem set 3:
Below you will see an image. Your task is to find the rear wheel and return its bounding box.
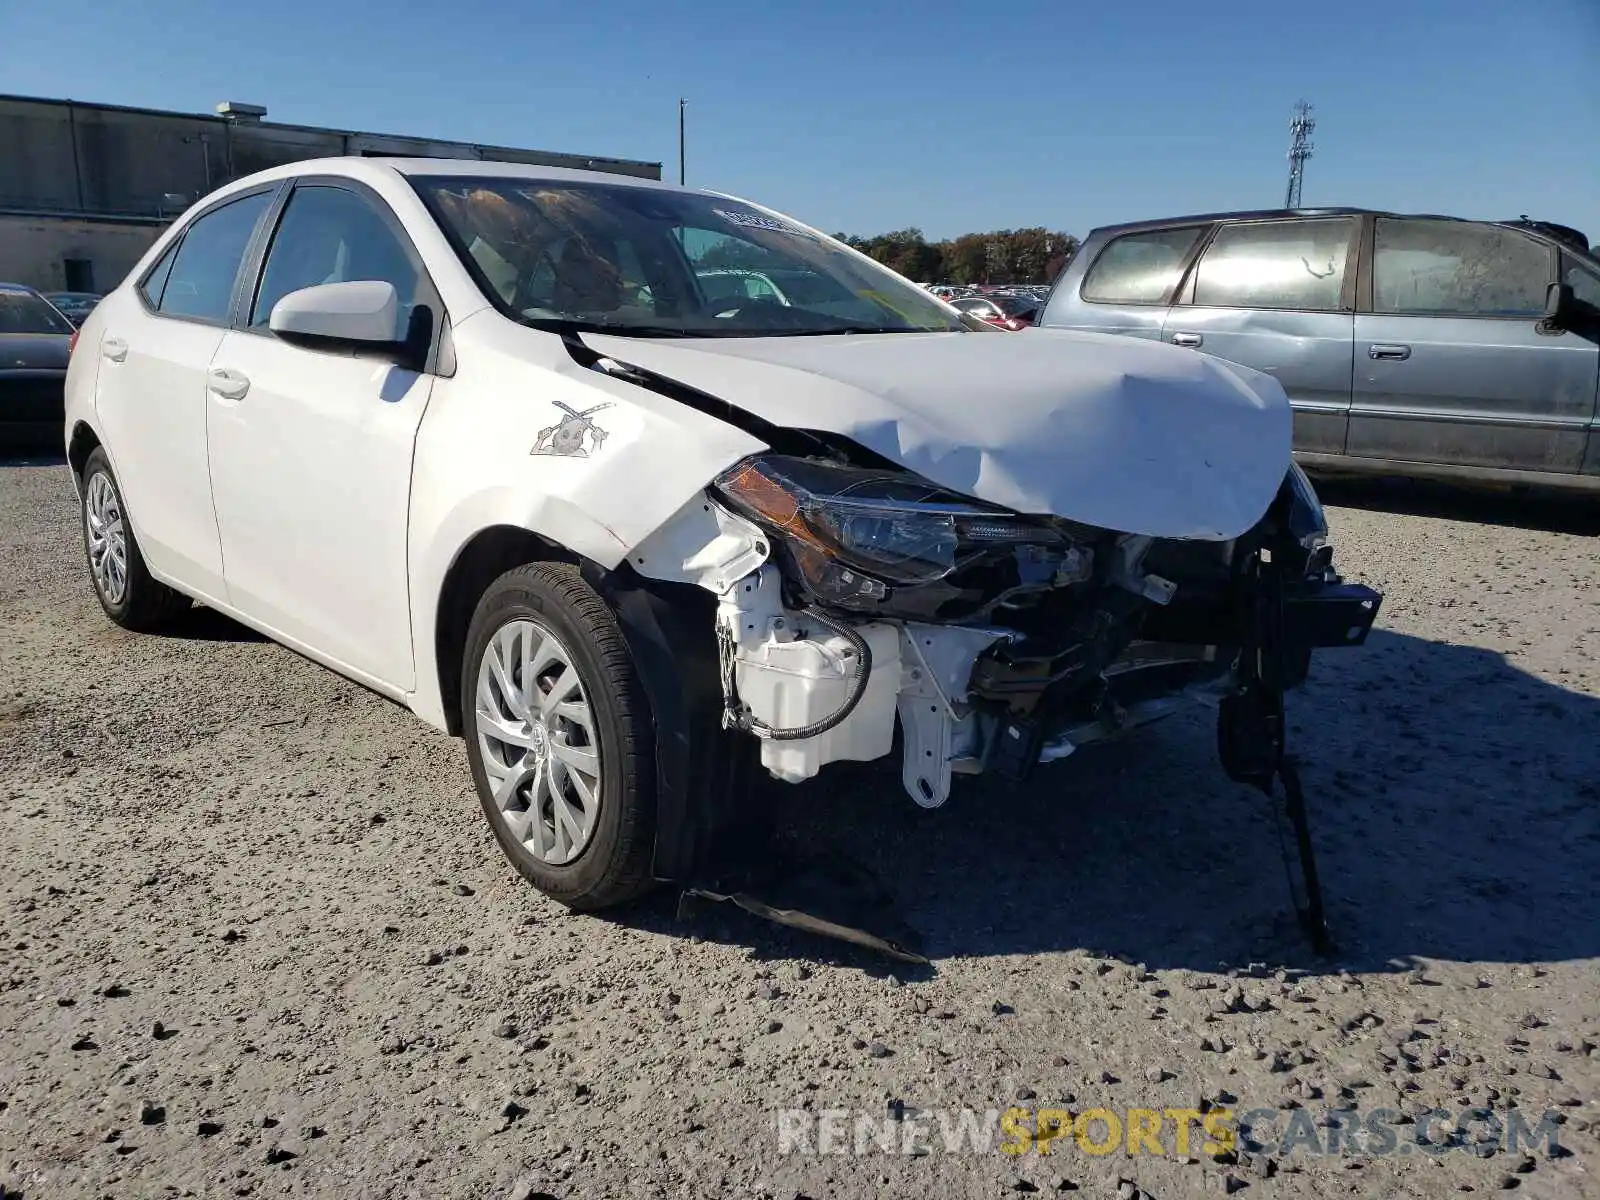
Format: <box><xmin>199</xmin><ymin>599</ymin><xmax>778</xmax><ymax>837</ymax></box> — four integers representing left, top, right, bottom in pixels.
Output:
<box><xmin>80</xmin><ymin>447</ymin><xmax>191</xmax><ymax>631</ymax></box>
<box><xmin>461</xmin><ymin>562</ymin><xmax>657</xmax><ymax>909</ymax></box>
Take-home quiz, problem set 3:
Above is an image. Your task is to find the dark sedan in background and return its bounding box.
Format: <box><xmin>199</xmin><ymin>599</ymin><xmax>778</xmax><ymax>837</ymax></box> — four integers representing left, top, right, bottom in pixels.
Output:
<box><xmin>1</xmin><ymin>283</ymin><xmax>75</xmax><ymax>453</ymax></box>
<box><xmin>42</xmin><ymin>291</ymin><xmax>103</xmax><ymax>327</ymax></box>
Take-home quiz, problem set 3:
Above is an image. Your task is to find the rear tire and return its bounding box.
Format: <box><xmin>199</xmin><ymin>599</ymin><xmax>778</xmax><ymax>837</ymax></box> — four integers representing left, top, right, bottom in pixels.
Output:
<box><xmin>80</xmin><ymin>447</ymin><xmax>191</xmax><ymax>631</ymax></box>
<box><xmin>461</xmin><ymin>562</ymin><xmax>657</xmax><ymax>910</ymax></box>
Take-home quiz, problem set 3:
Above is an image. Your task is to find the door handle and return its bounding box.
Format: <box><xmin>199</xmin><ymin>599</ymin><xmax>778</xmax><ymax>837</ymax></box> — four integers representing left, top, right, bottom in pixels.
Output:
<box><xmin>1368</xmin><ymin>343</ymin><xmax>1411</xmax><ymax>360</ymax></box>
<box><xmin>101</xmin><ymin>337</ymin><xmax>128</xmax><ymax>363</ymax></box>
<box><xmin>1170</xmin><ymin>332</ymin><xmax>1203</xmax><ymax>348</ymax></box>
<box><xmin>207</xmin><ymin>367</ymin><xmax>250</xmax><ymax>400</ymax></box>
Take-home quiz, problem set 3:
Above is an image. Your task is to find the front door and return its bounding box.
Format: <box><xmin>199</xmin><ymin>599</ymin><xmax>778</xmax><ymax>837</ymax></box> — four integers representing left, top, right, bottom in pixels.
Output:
<box><xmin>1348</xmin><ymin>217</ymin><xmax>1597</xmax><ymax>473</ymax></box>
<box><xmin>1161</xmin><ymin>216</ymin><xmax>1358</xmax><ymax>455</ymax></box>
<box><xmin>206</xmin><ymin>181</ymin><xmax>438</xmax><ymax>690</ymax></box>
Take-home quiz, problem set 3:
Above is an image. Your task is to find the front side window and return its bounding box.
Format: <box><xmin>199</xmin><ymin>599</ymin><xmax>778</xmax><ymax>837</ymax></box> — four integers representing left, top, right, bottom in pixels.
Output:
<box><xmin>1188</xmin><ymin>218</ymin><xmax>1354</xmax><ymax>311</ymax></box>
<box><xmin>1563</xmin><ymin>255</ymin><xmax>1600</xmax><ymax>310</ymax></box>
<box><xmin>159</xmin><ymin>192</ymin><xmax>272</xmax><ymax>322</ymax></box>
<box><xmin>412</xmin><ymin>178</ymin><xmax>963</xmax><ymax>337</ymax></box>
<box><xmin>250</xmin><ymin>185</ymin><xmax>421</xmax><ymax>340</ymax></box>
<box><xmin>0</xmin><ymin>286</ymin><xmax>74</xmax><ymax>335</ymax></box>
<box><xmin>1080</xmin><ymin>226</ymin><xmax>1205</xmax><ymax>305</ymax></box>
<box><xmin>1372</xmin><ymin>218</ymin><xmax>1552</xmax><ymax>317</ymax></box>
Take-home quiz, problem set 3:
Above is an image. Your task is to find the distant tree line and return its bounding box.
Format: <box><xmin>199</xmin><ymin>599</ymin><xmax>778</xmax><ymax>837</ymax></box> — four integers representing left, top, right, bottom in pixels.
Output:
<box><xmin>831</xmin><ymin>227</ymin><xmax>1082</xmax><ymax>285</ymax></box>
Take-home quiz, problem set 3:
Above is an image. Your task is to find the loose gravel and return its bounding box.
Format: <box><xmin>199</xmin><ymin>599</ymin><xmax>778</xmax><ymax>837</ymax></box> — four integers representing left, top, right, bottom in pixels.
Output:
<box><xmin>2</xmin><ymin>461</ymin><xmax>1597</xmax><ymax>1199</ymax></box>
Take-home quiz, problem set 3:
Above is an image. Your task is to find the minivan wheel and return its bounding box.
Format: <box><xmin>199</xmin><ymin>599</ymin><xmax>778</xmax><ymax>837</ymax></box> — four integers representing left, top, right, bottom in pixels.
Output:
<box><xmin>461</xmin><ymin>562</ymin><xmax>657</xmax><ymax>910</ymax></box>
<box><xmin>80</xmin><ymin>447</ymin><xmax>191</xmax><ymax>631</ymax></box>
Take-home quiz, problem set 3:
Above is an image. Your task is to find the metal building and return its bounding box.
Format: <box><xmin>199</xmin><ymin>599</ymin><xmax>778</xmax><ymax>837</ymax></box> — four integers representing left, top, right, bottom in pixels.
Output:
<box><xmin>0</xmin><ymin>94</ymin><xmax>662</xmax><ymax>293</ymax></box>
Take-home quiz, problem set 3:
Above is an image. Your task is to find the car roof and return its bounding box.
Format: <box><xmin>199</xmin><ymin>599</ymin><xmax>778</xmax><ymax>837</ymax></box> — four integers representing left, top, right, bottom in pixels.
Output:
<box><xmin>209</xmin><ymin>155</ymin><xmax>691</xmax><ymax>196</ymax></box>
<box><xmin>1085</xmin><ymin>206</ymin><xmax>1586</xmax><ymax>246</ymax></box>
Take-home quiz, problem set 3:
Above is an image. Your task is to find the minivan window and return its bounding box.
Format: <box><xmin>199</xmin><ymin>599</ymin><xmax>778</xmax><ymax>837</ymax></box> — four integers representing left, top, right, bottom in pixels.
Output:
<box><xmin>1080</xmin><ymin>226</ymin><xmax>1205</xmax><ymax>305</ymax></box>
<box><xmin>159</xmin><ymin>192</ymin><xmax>273</xmax><ymax>323</ymax></box>
<box><xmin>251</xmin><ymin>185</ymin><xmax>421</xmax><ymax>339</ymax></box>
<box><xmin>1373</xmin><ymin>218</ymin><xmax>1552</xmax><ymax>318</ymax></box>
<box><xmin>1188</xmin><ymin>218</ymin><xmax>1354</xmax><ymax>311</ymax></box>
<box><xmin>1564</xmin><ymin>257</ymin><xmax>1600</xmax><ymax>310</ymax></box>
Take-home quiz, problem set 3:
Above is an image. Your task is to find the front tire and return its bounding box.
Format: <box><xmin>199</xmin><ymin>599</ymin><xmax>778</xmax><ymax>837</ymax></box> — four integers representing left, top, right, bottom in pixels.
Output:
<box><xmin>80</xmin><ymin>447</ymin><xmax>191</xmax><ymax>631</ymax></box>
<box><xmin>461</xmin><ymin>562</ymin><xmax>657</xmax><ymax>910</ymax></box>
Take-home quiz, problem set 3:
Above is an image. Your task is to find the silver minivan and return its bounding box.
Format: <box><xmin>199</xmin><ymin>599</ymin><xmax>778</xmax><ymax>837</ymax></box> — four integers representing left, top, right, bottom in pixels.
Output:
<box><xmin>1037</xmin><ymin>209</ymin><xmax>1600</xmax><ymax>492</ymax></box>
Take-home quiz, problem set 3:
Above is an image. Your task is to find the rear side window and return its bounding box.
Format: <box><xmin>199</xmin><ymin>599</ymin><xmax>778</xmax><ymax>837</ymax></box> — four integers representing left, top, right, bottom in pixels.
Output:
<box><xmin>1080</xmin><ymin>226</ymin><xmax>1205</xmax><ymax>305</ymax></box>
<box><xmin>1372</xmin><ymin>218</ymin><xmax>1552</xmax><ymax>317</ymax></box>
<box><xmin>250</xmin><ymin>185</ymin><xmax>422</xmax><ymax>340</ymax></box>
<box><xmin>1188</xmin><ymin>218</ymin><xmax>1354</xmax><ymax>311</ymax></box>
<box><xmin>138</xmin><ymin>241</ymin><xmax>180</xmax><ymax>308</ymax></box>
<box><xmin>159</xmin><ymin>192</ymin><xmax>273</xmax><ymax>322</ymax></box>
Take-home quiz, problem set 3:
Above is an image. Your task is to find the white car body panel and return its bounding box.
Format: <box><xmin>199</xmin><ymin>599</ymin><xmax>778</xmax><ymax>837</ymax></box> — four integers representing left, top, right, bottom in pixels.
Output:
<box><xmin>89</xmin><ymin>287</ymin><xmax>232</xmax><ymax>599</ymax></box>
<box><xmin>403</xmin><ymin>309</ymin><xmax>763</xmax><ymax>730</ymax></box>
<box><xmin>583</xmin><ymin>327</ymin><xmax>1292</xmax><ymax>541</ymax></box>
<box><xmin>205</xmin><ymin>330</ymin><xmax>433</xmax><ymax>690</ymax></box>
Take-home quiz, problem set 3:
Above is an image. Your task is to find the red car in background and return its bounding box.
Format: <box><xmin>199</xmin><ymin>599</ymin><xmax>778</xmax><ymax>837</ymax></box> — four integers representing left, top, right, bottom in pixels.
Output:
<box><xmin>949</xmin><ymin>293</ymin><xmax>1040</xmax><ymax>330</ymax></box>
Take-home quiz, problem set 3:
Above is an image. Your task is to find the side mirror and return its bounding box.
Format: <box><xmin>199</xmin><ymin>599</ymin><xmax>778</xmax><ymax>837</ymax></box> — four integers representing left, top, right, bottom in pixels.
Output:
<box><xmin>1543</xmin><ymin>280</ymin><xmax>1575</xmax><ymax>325</ymax></box>
<box><xmin>270</xmin><ymin>280</ymin><xmax>403</xmax><ymax>353</ymax></box>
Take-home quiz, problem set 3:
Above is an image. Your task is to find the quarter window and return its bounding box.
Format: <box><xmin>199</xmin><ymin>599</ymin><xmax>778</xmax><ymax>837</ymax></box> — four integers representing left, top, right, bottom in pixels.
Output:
<box><xmin>251</xmin><ymin>186</ymin><xmax>421</xmax><ymax>340</ymax></box>
<box><xmin>1372</xmin><ymin>218</ymin><xmax>1552</xmax><ymax>317</ymax></box>
<box><xmin>1080</xmin><ymin>226</ymin><xmax>1205</xmax><ymax>305</ymax></box>
<box><xmin>138</xmin><ymin>240</ymin><xmax>180</xmax><ymax>309</ymax></box>
<box><xmin>1188</xmin><ymin>219</ymin><xmax>1354</xmax><ymax>311</ymax></box>
<box><xmin>158</xmin><ymin>192</ymin><xmax>272</xmax><ymax>322</ymax></box>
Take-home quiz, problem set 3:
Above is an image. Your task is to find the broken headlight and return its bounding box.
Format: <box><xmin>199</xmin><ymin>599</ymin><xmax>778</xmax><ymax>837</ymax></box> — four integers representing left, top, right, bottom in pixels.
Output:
<box><xmin>712</xmin><ymin>454</ymin><xmax>1061</xmax><ymax>603</ymax></box>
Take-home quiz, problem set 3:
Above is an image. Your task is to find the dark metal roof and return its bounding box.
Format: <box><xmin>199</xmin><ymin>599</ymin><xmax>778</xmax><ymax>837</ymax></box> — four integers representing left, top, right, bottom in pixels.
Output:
<box><xmin>0</xmin><ymin>92</ymin><xmax>662</xmax><ymax>175</ymax></box>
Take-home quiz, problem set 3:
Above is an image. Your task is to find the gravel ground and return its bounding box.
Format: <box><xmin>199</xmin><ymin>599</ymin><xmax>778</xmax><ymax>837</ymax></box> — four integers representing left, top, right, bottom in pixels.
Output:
<box><xmin>2</xmin><ymin>460</ymin><xmax>1598</xmax><ymax>1200</ymax></box>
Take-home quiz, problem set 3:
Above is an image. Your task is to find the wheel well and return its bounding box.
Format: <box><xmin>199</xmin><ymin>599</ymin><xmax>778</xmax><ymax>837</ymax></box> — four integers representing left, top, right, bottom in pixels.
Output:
<box><xmin>434</xmin><ymin>526</ymin><xmax>576</xmax><ymax>736</ymax></box>
<box><xmin>67</xmin><ymin>422</ymin><xmax>101</xmax><ymax>480</ymax></box>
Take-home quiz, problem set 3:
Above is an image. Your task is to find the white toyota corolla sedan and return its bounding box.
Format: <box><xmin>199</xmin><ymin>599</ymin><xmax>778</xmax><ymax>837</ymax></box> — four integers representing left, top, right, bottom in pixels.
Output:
<box><xmin>63</xmin><ymin>158</ymin><xmax>1380</xmax><ymax>929</ymax></box>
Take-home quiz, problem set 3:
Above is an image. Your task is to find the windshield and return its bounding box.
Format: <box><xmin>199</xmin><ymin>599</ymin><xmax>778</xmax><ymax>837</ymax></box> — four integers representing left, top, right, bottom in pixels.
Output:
<box><xmin>0</xmin><ymin>287</ymin><xmax>73</xmax><ymax>335</ymax></box>
<box><xmin>411</xmin><ymin>178</ymin><xmax>965</xmax><ymax>337</ymax></box>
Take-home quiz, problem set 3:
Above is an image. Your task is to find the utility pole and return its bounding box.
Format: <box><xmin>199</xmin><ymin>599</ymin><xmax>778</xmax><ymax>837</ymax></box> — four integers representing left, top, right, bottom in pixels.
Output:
<box><xmin>678</xmin><ymin>98</ymin><xmax>686</xmax><ymax>185</ymax></box>
<box><xmin>1285</xmin><ymin>101</ymin><xmax>1315</xmax><ymax>210</ymax></box>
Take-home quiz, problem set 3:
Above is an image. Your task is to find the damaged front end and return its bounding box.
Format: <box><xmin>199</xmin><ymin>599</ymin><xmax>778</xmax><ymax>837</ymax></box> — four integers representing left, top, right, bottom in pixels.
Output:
<box><xmin>623</xmin><ymin>449</ymin><xmax>1381</xmax><ymax>957</ymax></box>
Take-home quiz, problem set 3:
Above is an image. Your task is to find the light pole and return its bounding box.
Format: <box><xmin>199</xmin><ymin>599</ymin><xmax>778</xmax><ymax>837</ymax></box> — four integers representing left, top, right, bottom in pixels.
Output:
<box><xmin>678</xmin><ymin>98</ymin><xmax>686</xmax><ymax>185</ymax></box>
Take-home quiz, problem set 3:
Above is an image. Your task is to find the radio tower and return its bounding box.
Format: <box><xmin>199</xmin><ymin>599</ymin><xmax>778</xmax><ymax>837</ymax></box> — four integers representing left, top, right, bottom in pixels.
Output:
<box><xmin>1285</xmin><ymin>101</ymin><xmax>1315</xmax><ymax>209</ymax></box>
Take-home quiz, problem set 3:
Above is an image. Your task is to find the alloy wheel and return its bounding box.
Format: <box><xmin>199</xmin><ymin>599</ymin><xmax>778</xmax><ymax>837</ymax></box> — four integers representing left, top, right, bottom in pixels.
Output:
<box><xmin>84</xmin><ymin>471</ymin><xmax>128</xmax><ymax>605</ymax></box>
<box><xmin>474</xmin><ymin>617</ymin><xmax>602</xmax><ymax>865</ymax></box>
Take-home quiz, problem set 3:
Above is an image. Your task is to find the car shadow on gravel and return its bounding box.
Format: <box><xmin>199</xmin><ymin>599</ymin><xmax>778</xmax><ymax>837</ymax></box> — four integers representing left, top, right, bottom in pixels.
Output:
<box><xmin>655</xmin><ymin>628</ymin><xmax>1600</xmax><ymax>978</ymax></box>
<box><xmin>149</xmin><ymin>605</ymin><xmax>267</xmax><ymax>643</ymax></box>
<box><xmin>1311</xmin><ymin>475</ymin><xmax>1600</xmax><ymax>536</ymax></box>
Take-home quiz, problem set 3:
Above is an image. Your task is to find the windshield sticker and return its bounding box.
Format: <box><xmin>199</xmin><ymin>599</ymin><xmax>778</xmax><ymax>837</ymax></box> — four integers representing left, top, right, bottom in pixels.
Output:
<box><xmin>857</xmin><ymin>289</ymin><xmax>927</xmax><ymax>324</ymax></box>
<box><xmin>713</xmin><ymin>207</ymin><xmax>808</xmax><ymax>237</ymax></box>
<box><xmin>532</xmin><ymin>401</ymin><xmax>613</xmax><ymax>458</ymax></box>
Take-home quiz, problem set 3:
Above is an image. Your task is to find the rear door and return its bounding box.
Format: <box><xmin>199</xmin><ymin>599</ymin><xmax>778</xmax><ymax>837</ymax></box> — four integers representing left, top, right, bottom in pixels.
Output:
<box><xmin>1047</xmin><ymin>224</ymin><xmax>1210</xmax><ymax>340</ymax></box>
<box><xmin>1348</xmin><ymin>217</ymin><xmax>1595</xmax><ymax>473</ymax></box>
<box><xmin>92</xmin><ymin>188</ymin><xmax>276</xmax><ymax>600</ymax></box>
<box><xmin>1162</xmin><ymin>217</ymin><xmax>1358</xmax><ymax>455</ymax></box>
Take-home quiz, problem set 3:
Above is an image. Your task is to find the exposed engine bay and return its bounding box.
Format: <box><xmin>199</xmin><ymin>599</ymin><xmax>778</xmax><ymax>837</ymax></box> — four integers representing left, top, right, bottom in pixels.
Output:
<box><xmin>623</xmin><ymin>438</ymin><xmax>1380</xmax><ymax>957</ymax></box>
<box><xmin>632</xmin><ymin>448</ymin><xmax>1376</xmax><ymax>810</ymax></box>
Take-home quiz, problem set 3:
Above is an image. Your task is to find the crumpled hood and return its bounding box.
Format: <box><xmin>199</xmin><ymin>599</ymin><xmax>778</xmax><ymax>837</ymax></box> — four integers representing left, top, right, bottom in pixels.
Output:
<box><xmin>583</xmin><ymin>326</ymin><xmax>1292</xmax><ymax>540</ymax></box>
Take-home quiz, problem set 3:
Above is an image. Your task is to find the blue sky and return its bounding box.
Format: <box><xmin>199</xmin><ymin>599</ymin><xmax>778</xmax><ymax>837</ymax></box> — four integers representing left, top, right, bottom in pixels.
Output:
<box><xmin>4</xmin><ymin>0</ymin><xmax>1597</xmax><ymax>242</ymax></box>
